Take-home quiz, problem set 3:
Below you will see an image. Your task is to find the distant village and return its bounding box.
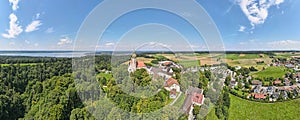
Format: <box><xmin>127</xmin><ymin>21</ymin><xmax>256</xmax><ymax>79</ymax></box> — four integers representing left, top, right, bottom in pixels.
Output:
<box><xmin>229</xmin><ymin>57</ymin><xmax>300</xmax><ymax>102</ymax></box>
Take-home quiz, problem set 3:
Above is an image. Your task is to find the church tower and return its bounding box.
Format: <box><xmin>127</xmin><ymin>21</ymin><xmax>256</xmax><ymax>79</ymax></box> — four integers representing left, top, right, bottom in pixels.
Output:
<box><xmin>128</xmin><ymin>53</ymin><xmax>137</xmax><ymax>73</ymax></box>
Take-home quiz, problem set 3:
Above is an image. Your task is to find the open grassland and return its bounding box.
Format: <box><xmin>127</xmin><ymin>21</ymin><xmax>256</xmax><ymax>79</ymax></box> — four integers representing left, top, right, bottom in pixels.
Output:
<box><xmin>179</xmin><ymin>60</ymin><xmax>200</xmax><ymax>68</ymax></box>
<box><xmin>251</xmin><ymin>66</ymin><xmax>287</xmax><ymax>79</ymax></box>
<box><xmin>273</xmin><ymin>52</ymin><xmax>300</xmax><ymax>59</ymax></box>
<box><xmin>226</xmin><ymin>54</ymin><xmax>263</xmax><ymax>60</ymax></box>
<box><xmin>228</xmin><ymin>94</ymin><xmax>300</xmax><ymax>120</ymax></box>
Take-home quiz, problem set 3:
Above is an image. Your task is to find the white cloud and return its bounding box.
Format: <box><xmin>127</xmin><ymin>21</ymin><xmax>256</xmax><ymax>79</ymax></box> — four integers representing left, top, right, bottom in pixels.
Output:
<box><xmin>105</xmin><ymin>42</ymin><xmax>115</xmax><ymax>46</ymax></box>
<box><xmin>9</xmin><ymin>0</ymin><xmax>20</xmax><ymax>11</ymax></box>
<box><xmin>238</xmin><ymin>25</ymin><xmax>246</xmax><ymax>32</ymax></box>
<box><xmin>58</xmin><ymin>37</ymin><xmax>72</xmax><ymax>46</ymax></box>
<box><xmin>266</xmin><ymin>40</ymin><xmax>300</xmax><ymax>50</ymax></box>
<box><xmin>267</xmin><ymin>40</ymin><xmax>300</xmax><ymax>49</ymax></box>
<box><xmin>235</xmin><ymin>0</ymin><xmax>284</xmax><ymax>27</ymax></box>
<box><xmin>45</xmin><ymin>27</ymin><xmax>54</xmax><ymax>33</ymax></box>
<box><xmin>25</xmin><ymin>20</ymin><xmax>42</xmax><ymax>32</ymax></box>
<box><xmin>2</xmin><ymin>13</ymin><xmax>23</xmax><ymax>39</ymax></box>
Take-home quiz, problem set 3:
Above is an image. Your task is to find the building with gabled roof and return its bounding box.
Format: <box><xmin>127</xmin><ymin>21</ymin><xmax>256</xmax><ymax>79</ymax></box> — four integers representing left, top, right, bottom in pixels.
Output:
<box><xmin>164</xmin><ymin>77</ymin><xmax>180</xmax><ymax>92</ymax></box>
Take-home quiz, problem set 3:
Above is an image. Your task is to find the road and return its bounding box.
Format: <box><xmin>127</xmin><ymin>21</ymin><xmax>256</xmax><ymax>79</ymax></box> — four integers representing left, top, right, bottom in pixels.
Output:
<box><xmin>170</xmin><ymin>91</ymin><xmax>182</xmax><ymax>106</ymax></box>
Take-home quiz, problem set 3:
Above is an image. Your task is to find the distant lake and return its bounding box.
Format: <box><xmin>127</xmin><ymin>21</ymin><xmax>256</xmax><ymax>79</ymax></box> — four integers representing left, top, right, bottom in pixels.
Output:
<box><xmin>0</xmin><ymin>51</ymin><xmax>90</xmax><ymax>58</ymax></box>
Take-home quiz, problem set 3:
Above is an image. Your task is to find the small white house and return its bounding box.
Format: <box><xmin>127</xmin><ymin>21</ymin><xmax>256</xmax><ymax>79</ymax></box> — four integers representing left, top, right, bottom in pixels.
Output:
<box><xmin>164</xmin><ymin>77</ymin><xmax>180</xmax><ymax>92</ymax></box>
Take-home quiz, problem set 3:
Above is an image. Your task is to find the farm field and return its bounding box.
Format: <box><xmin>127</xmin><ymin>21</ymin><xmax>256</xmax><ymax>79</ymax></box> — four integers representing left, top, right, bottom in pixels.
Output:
<box><xmin>228</xmin><ymin>94</ymin><xmax>300</xmax><ymax>120</ymax></box>
<box><xmin>251</xmin><ymin>66</ymin><xmax>288</xmax><ymax>79</ymax></box>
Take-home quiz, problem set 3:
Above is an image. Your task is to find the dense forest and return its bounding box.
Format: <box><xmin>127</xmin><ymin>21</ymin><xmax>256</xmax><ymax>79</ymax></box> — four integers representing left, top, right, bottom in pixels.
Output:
<box><xmin>0</xmin><ymin>55</ymin><xmax>111</xmax><ymax>120</ymax></box>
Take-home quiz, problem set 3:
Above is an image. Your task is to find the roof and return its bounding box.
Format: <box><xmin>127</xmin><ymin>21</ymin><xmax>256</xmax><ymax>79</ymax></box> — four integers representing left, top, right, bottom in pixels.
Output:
<box><xmin>252</xmin><ymin>80</ymin><xmax>262</xmax><ymax>85</ymax></box>
<box><xmin>165</xmin><ymin>77</ymin><xmax>179</xmax><ymax>87</ymax></box>
<box><xmin>137</xmin><ymin>61</ymin><xmax>146</xmax><ymax>68</ymax></box>
<box><xmin>254</xmin><ymin>94</ymin><xmax>267</xmax><ymax>99</ymax></box>
<box><xmin>163</xmin><ymin>61</ymin><xmax>172</xmax><ymax>66</ymax></box>
<box><xmin>170</xmin><ymin>89</ymin><xmax>177</xmax><ymax>95</ymax></box>
<box><xmin>192</xmin><ymin>93</ymin><xmax>204</xmax><ymax>105</ymax></box>
<box><xmin>273</xmin><ymin>80</ymin><xmax>282</xmax><ymax>85</ymax></box>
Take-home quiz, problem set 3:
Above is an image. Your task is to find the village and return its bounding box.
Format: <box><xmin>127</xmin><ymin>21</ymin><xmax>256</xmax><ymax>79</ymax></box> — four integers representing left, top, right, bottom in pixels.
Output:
<box><xmin>127</xmin><ymin>53</ymin><xmax>206</xmax><ymax>119</ymax></box>
<box><xmin>228</xmin><ymin>57</ymin><xmax>300</xmax><ymax>102</ymax></box>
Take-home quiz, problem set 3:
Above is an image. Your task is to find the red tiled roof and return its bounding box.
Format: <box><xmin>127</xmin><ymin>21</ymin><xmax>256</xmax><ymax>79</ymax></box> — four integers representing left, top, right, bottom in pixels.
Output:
<box><xmin>192</xmin><ymin>93</ymin><xmax>204</xmax><ymax>105</ymax></box>
<box><xmin>273</xmin><ymin>80</ymin><xmax>282</xmax><ymax>85</ymax></box>
<box><xmin>137</xmin><ymin>61</ymin><xmax>146</xmax><ymax>68</ymax></box>
<box><xmin>254</xmin><ymin>94</ymin><xmax>267</xmax><ymax>99</ymax></box>
<box><xmin>252</xmin><ymin>80</ymin><xmax>262</xmax><ymax>85</ymax></box>
<box><xmin>277</xmin><ymin>87</ymin><xmax>285</xmax><ymax>91</ymax></box>
<box><xmin>163</xmin><ymin>61</ymin><xmax>172</xmax><ymax>66</ymax></box>
<box><xmin>165</xmin><ymin>77</ymin><xmax>179</xmax><ymax>87</ymax></box>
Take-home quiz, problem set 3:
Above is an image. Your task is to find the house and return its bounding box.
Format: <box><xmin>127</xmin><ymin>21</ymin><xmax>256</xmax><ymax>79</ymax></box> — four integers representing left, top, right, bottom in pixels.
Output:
<box><xmin>271</xmin><ymin>92</ymin><xmax>280</xmax><ymax>101</ymax></box>
<box><xmin>230</xmin><ymin>81</ymin><xmax>238</xmax><ymax>88</ymax></box>
<box><xmin>246</xmin><ymin>76</ymin><xmax>252</xmax><ymax>81</ymax></box>
<box><xmin>170</xmin><ymin>89</ymin><xmax>177</xmax><ymax>99</ymax></box>
<box><xmin>273</xmin><ymin>79</ymin><xmax>282</xmax><ymax>85</ymax></box>
<box><xmin>253</xmin><ymin>85</ymin><xmax>262</xmax><ymax>93</ymax></box>
<box><xmin>284</xmin><ymin>79</ymin><xmax>291</xmax><ymax>86</ymax></box>
<box><xmin>235</xmin><ymin>66</ymin><xmax>241</xmax><ymax>70</ymax></box>
<box><xmin>283</xmin><ymin>91</ymin><xmax>288</xmax><ymax>99</ymax></box>
<box><xmin>180</xmin><ymin>87</ymin><xmax>203</xmax><ymax>114</ymax></box>
<box><xmin>267</xmin><ymin>86</ymin><xmax>275</xmax><ymax>94</ymax></box>
<box><xmin>285</xmin><ymin>64</ymin><xmax>295</xmax><ymax>69</ymax></box>
<box><xmin>164</xmin><ymin>77</ymin><xmax>180</xmax><ymax>92</ymax></box>
<box><xmin>252</xmin><ymin>80</ymin><xmax>262</xmax><ymax>85</ymax></box>
<box><xmin>254</xmin><ymin>93</ymin><xmax>267</xmax><ymax>99</ymax></box>
<box><xmin>192</xmin><ymin>93</ymin><xmax>205</xmax><ymax>106</ymax></box>
<box><xmin>180</xmin><ymin>87</ymin><xmax>204</xmax><ymax>120</ymax></box>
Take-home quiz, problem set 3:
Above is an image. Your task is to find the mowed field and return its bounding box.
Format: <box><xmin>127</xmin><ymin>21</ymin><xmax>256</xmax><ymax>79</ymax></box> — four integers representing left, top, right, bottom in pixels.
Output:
<box><xmin>251</xmin><ymin>66</ymin><xmax>288</xmax><ymax>79</ymax></box>
<box><xmin>228</xmin><ymin>94</ymin><xmax>300</xmax><ymax>120</ymax></box>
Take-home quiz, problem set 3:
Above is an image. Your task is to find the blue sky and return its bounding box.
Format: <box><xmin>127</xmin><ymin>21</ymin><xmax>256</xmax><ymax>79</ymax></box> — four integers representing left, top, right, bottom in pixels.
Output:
<box><xmin>0</xmin><ymin>0</ymin><xmax>300</xmax><ymax>51</ymax></box>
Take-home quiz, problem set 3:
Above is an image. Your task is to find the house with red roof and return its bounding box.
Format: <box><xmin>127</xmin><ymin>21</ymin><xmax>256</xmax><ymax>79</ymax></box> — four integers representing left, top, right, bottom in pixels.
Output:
<box><xmin>273</xmin><ymin>79</ymin><xmax>282</xmax><ymax>85</ymax></box>
<box><xmin>254</xmin><ymin>93</ymin><xmax>267</xmax><ymax>99</ymax></box>
<box><xmin>192</xmin><ymin>93</ymin><xmax>205</xmax><ymax>106</ymax></box>
<box><xmin>164</xmin><ymin>77</ymin><xmax>180</xmax><ymax>92</ymax></box>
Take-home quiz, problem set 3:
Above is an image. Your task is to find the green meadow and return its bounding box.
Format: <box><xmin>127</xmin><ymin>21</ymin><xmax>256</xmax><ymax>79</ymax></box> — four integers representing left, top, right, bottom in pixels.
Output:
<box><xmin>228</xmin><ymin>94</ymin><xmax>300</xmax><ymax>120</ymax></box>
<box><xmin>251</xmin><ymin>66</ymin><xmax>288</xmax><ymax>79</ymax></box>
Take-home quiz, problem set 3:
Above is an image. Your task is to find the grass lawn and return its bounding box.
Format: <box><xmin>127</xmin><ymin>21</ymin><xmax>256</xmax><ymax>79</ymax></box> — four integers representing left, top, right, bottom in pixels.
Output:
<box><xmin>228</xmin><ymin>94</ymin><xmax>300</xmax><ymax>120</ymax></box>
<box><xmin>226</xmin><ymin>54</ymin><xmax>263</xmax><ymax>60</ymax></box>
<box><xmin>173</xmin><ymin>92</ymin><xmax>186</xmax><ymax>108</ymax></box>
<box><xmin>251</xmin><ymin>66</ymin><xmax>287</xmax><ymax>79</ymax></box>
<box><xmin>205</xmin><ymin>104</ymin><xmax>219</xmax><ymax>120</ymax></box>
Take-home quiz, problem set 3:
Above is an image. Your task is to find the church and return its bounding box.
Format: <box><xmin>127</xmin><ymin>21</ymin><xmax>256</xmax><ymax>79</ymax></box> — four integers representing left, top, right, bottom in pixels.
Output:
<box><xmin>128</xmin><ymin>53</ymin><xmax>147</xmax><ymax>73</ymax></box>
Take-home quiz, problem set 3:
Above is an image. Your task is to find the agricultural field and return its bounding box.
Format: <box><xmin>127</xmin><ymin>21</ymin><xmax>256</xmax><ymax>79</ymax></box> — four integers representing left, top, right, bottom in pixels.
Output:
<box><xmin>228</xmin><ymin>94</ymin><xmax>300</xmax><ymax>120</ymax></box>
<box><xmin>251</xmin><ymin>66</ymin><xmax>288</xmax><ymax>79</ymax></box>
<box><xmin>273</xmin><ymin>52</ymin><xmax>300</xmax><ymax>59</ymax></box>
